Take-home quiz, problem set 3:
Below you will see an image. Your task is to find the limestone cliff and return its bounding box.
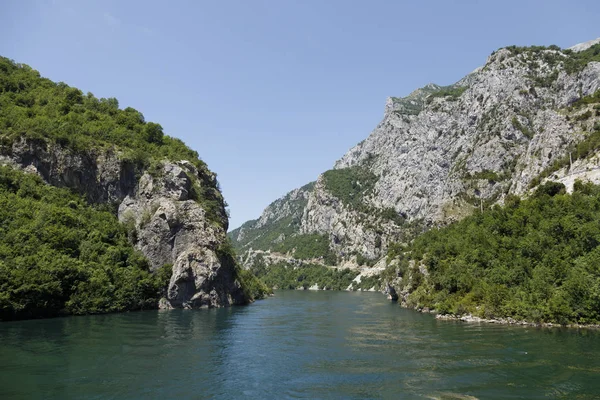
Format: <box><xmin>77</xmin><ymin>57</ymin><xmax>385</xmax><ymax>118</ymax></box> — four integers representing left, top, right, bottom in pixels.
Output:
<box><xmin>231</xmin><ymin>38</ymin><xmax>600</xmax><ymax>270</ymax></box>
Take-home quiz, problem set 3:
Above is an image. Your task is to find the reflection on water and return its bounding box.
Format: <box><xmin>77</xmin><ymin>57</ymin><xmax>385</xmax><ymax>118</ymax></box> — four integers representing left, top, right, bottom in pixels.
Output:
<box><xmin>1</xmin><ymin>290</ymin><xmax>599</xmax><ymax>399</ymax></box>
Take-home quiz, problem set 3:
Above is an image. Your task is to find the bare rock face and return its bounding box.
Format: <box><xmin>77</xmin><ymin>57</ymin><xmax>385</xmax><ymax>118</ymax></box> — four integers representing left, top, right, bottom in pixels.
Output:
<box><xmin>300</xmin><ymin>177</ymin><xmax>400</xmax><ymax>261</ymax></box>
<box><xmin>232</xmin><ymin>39</ymin><xmax>600</xmax><ymax>268</ymax></box>
<box><xmin>167</xmin><ymin>249</ymin><xmax>242</xmax><ymax>308</ymax></box>
<box><xmin>0</xmin><ymin>137</ymin><xmax>136</xmax><ymax>203</ymax></box>
<box><xmin>331</xmin><ymin>50</ymin><xmax>600</xmax><ymax>225</ymax></box>
<box><xmin>0</xmin><ymin>138</ymin><xmax>247</xmax><ymax>308</ymax></box>
<box><xmin>118</xmin><ymin>161</ymin><xmax>246</xmax><ymax>308</ymax></box>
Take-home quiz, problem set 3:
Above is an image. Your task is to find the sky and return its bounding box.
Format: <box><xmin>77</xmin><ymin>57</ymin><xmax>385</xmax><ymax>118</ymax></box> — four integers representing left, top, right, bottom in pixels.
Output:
<box><xmin>1</xmin><ymin>0</ymin><xmax>599</xmax><ymax>229</ymax></box>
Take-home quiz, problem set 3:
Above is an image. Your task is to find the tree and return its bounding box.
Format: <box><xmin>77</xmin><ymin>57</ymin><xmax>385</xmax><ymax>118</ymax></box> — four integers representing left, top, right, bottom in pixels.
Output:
<box><xmin>144</xmin><ymin>122</ymin><xmax>164</xmax><ymax>144</ymax></box>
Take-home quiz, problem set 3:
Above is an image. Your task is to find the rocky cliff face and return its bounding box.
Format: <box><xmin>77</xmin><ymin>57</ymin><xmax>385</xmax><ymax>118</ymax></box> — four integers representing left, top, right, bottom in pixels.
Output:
<box><xmin>0</xmin><ymin>137</ymin><xmax>247</xmax><ymax>308</ymax></box>
<box><xmin>232</xmin><ymin>38</ymin><xmax>600</xmax><ymax>268</ymax></box>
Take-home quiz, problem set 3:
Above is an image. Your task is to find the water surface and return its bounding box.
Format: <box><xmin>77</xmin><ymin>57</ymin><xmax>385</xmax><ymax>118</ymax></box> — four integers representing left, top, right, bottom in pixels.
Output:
<box><xmin>1</xmin><ymin>290</ymin><xmax>599</xmax><ymax>399</ymax></box>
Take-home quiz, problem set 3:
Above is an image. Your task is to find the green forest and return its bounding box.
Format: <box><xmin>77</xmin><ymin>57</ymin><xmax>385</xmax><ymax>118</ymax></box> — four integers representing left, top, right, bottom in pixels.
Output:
<box><xmin>0</xmin><ymin>56</ymin><xmax>206</xmax><ymax>169</ymax></box>
<box><xmin>0</xmin><ymin>56</ymin><xmax>226</xmax><ymax>223</ymax></box>
<box><xmin>0</xmin><ymin>166</ymin><xmax>171</xmax><ymax>320</ymax></box>
<box><xmin>0</xmin><ymin>56</ymin><xmax>268</xmax><ymax>320</ymax></box>
<box><xmin>390</xmin><ymin>181</ymin><xmax>600</xmax><ymax>325</ymax></box>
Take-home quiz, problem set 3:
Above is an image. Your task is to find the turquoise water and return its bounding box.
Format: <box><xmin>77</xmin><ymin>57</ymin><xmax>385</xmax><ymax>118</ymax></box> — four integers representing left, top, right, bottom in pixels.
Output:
<box><xmin>1</xmin><ymin>290</ymin><xmax>599</xmax><ymax>399</ymax></box>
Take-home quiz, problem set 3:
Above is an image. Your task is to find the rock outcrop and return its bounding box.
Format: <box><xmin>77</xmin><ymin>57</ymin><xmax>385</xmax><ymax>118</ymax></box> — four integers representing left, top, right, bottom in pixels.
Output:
<box><xmin>0</xmin><ymin>138</ymin><xmax>247</xmax><ymax>308</ymax></box>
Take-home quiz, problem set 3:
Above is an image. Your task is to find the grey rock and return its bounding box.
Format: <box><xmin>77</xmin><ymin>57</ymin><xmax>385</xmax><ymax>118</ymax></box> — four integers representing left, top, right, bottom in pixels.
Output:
<box><xmin>0</xmin><ymin>139</ymin><xmax>246</xmax><ymax>308</ymax></box>
<box><xmin>232</xmin><ymin>38</ymin><xmax>600</xmax><ymax>270</ymax></box>
<box><xmin>568</xmin><ymin>38</ymin><xmax>600</xmax><ymax>52</ymax></box>
<box><xmin>384</xmin><ymin>283</ymin><xmax>398</xmax><ymax>301</ymax></box>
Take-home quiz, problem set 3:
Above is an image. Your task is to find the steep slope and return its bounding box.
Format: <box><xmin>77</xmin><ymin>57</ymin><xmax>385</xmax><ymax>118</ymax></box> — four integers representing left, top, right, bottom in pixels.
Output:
<box><xmin>230</xmin><ymin>182</ymin><xmax>314</xmax><ymax>250</ymax></box>
<box><xmin>385</xmin><ymin>180</ymin><xmax>600</xmax><ymax>325</ymax></box>
<box><xmin>0</xmin><ymin>56</ymin><xmax>262</xmax><ymax>317</ymax></box>
<box><xmin>232</xmin><ymin>39</ymin><xmax>600</xmax><ymax>273</ymax></box>
<box><xmin>0</xmin><ymin>166</ymin><xmax>171</xmax><ymax>320</ymax></box>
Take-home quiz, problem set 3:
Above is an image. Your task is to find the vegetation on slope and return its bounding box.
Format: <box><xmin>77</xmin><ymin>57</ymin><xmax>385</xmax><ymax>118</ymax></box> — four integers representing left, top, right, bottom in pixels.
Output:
<box><xmin>0</xmin><ymin>56</ymin><xmax>227</xmax><ymax>225</ymax></box>
<box><xmin>0</xmin><ymin>57</ymin><xmax>209</xmax><ymax>169</ymax></box>
<box><xmin>249</xmin><ymin>259</ymin><xmax>358</xmax><ymax>291</ymax></box>
<box><xmin>229</xmin><ymin>182</ymin><xmax>314</xmax><ymax>251</ymax></box>
<box><xmin>0</xmin><ymin>56</ymin><xmax>267</xmax><ymax>317</ymax></box>
<box><xmin>0</xmin><ymin>167</ymin><xmax>171</xmax><ymax>321</ymax></box>
<box><xmin>229</xmin><ymin>182</ymin><xmax>339</xmax><ymax>264</ymax></box>
<box><xmin>500</xmin><ymin>43</ymin><xmax>600</xmax><ymax>88</ymax></box>
<box><xmin>529</xmin><ymin>96</ymin><xmax>600</xmax><ymax>188</ymax></box>
<box><xmin>322</xmin><ymin>166</ymin><xmax>378</xmax><ymax>212</ymax></box>
<box><xmin>388</xmin><ymin>181</ymin><xmax>600</xmax><ymax>325</ymax></box>
<box><xmin>216</xmin><ymin>240</ymin><xmax>272</xmax><ymax>301</ymax></box>
<box><xmin>0</xmin><ymin>57</ymin><xmax>209</xmax><ymax>170</ymax></box>
<box><xmin>272</xmin><ymin>233</ymin><xmax>337</xmax><ymax>265</ymax></box>
<box><xmin>389</xmin><ymin>84</ymin><xmax>443</xmax><ymax>116</ymax></box>
<box><xmin>569</xmin><ymin>89</ymin><xmax>600</xmax><ymax>110</ymax></box>
<box><xmin>426</xmin><ymin>86</ymin><xmax>467</xmax><ymax>103</ymax></box>
<box><xmin>563</xmin><ymin>43</ymin><xmax>600</xmax><ymax>74</ymax></box>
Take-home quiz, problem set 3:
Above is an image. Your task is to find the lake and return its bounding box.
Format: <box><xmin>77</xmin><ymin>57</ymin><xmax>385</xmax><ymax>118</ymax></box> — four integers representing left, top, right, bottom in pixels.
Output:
<box><xmin>1</xmin><ymin>290</ymin><xmax>599</xmax><ymax>399</ymax></box>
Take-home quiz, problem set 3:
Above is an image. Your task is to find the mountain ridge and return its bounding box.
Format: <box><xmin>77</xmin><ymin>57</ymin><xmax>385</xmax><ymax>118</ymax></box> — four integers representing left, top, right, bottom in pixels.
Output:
<box><xmin>231</xmin><ymin>38</ymin><xmax>600</xmax><ymax>272</ymax></box>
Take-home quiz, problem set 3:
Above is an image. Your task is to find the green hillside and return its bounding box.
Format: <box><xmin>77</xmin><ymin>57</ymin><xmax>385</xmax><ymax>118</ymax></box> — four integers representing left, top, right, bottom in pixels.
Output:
<box><xmin>0</xmin><ymin>56</ymin><xmax>205</xmax><ymax>171</ymax></box>
<box><xmin>389</xmin><ymin>181</ymin><xmax>600</xmax><ymax>325</ymax></box>
<box><xmin>0</xmin><ymin>56</ymin><xmax>266</xmax><ymax>320</ymax></box>
<box><xmin>0</xmin><ymin>166</ymin><xmax>170</xmax><ymax>320</ymax></box>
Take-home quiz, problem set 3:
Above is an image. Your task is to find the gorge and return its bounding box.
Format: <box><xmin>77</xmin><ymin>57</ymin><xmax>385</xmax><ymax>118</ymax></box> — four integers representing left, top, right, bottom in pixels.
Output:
<box><xmin>231</xmin><ymin>38</ymin><xmax>600</xmax><ymax>326</ymax></box>
<box><xmin>2</xmin><ymin>34</ymin><xmax>600</xmax><ymax>399</ymax></box>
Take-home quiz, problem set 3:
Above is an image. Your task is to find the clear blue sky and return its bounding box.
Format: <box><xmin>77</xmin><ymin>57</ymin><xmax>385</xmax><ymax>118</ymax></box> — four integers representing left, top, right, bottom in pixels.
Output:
<box><xmin>1</xmin><ymin>1</ymin><xmax>598</xmax><ymax>229</ymax></box>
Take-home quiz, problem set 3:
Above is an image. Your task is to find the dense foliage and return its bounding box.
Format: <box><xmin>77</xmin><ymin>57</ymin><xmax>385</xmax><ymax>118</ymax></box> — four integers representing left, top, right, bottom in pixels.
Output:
<box><xmin>0</xmin><ymin>56</ymin><xmax>207</xmax><ymax>171</ymax></box>
<box><xmin>505</xmin><ymin>43</ymin><xmax>600</xmax><ymax>75</ymax></box>
<box><xmin>563</xmin><ymin>43</ymin><xmax>600</xmax><ymax>74</ymax></box>
<box><xmin>0</xmin><ymin>167</ymin><xmax>170</xmax><ymax>320</ymax></box>
<box><xmin>322</xmin><ymin>166</ymin><xmax>378</xmax><ymax>212</ymax></box>
<box><xmin>394</xmin><ymin>181</ymin><xmax>600</xmax><ymax>325</ymax></box>
<box><xmin>250</xmin><ymin>260</ymin><xmax>358</xmax><ymax>291</ymax></box>
<box><xmin>0</xmin><ymin>56</ymin><xmax>268</xmax><ymax>318</ymax></box>
<box><xmin>272</xmin><ymin>233</ymin><xmax>336</xmax><ymax>265</ymax></box>
<box><xmin>426</xmin><ymin>86</ymin><xmax>467</xmax><ymax>103</ymax></box>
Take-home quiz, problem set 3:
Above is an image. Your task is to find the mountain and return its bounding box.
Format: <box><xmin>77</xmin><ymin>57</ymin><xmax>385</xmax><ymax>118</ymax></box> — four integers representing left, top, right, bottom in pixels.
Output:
<box><xmin>0</xmin><ymin>56</ymin><xmax>267</xmax><ymax>320</ymax></box>
<box><xmin>230</xmin><ymin>38</ymin><xmax>600</xmax><ymax>278</ymax></box>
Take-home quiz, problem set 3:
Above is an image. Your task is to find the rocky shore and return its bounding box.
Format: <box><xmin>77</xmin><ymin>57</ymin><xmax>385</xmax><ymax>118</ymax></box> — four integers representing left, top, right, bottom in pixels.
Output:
<box><xmin>434</xmin><ymin>312</ymin><xmax>600</xmax><ymax>329</ymax></box>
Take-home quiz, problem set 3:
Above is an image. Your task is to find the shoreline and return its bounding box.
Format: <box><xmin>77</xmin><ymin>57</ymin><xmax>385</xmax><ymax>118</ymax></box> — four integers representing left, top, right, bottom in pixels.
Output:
<box><xmin>270</xmin><ymin>288</ymin><xmax>600</xmax><ymax>329</ymax></box>
<box><xmin>430</xmin><ymin>310</ymin><xmax>600</xmax><ymax>330</ymax></box>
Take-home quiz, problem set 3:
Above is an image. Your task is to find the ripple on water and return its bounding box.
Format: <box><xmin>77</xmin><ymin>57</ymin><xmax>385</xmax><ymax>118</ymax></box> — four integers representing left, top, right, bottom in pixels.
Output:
<box><xmin>1</xmin><ymin>290</ymin><xmax>600</xmax><ymax>399</ymax></box>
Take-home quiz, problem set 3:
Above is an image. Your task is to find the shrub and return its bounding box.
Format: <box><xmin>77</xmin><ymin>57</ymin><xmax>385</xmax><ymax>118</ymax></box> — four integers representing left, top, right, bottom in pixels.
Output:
<box><xmin>426</xmin><ymin>86</ymin><xmax>467</xmax><ymax>104</ymax></box>
<box><xmin>0</xmin><ymin>56</ymin><xmax>208</xmax><ymax>173</ymax></box>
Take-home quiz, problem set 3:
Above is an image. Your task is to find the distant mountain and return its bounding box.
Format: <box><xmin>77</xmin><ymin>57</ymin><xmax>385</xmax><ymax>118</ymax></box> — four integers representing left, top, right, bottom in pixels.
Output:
<box><xmin>231</xmin><ymin>38</ymin><xmax>600</xmax><ymax>269</ymax></box>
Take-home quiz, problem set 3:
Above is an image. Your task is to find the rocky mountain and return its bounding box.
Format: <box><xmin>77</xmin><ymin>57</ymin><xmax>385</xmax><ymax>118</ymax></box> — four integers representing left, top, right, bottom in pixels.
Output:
<box><xmin>0</xmin><ymin>56</ymin><xmax>261</xmax><ymax>317</ymax></box>
<box><xmin>231</xmin><ymin>38</ymin><xmax>600</xmax><ymax>272</ymax></box>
